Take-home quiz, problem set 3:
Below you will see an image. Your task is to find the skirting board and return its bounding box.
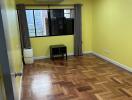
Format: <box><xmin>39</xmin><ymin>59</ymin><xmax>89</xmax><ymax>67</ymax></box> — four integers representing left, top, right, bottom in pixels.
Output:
<box><xmin>19</xmin><ymin>76</ymin><xmax>23</xmax><ymax>100</ymax></box>
<box><xmin>33</xmin><ymin>53</ymin><xmax>73</xmax><ymax>60</ymax></box>
<box><xmin>92</xmin><ymin>52</ymin><xmax>132</xmax><ymax>73</ymax></box>
<box><xmin>34</xmin><ymin>51</ymin><xmax>92</xmax><ymax>60</ymax></box>
<box><xmin>19</xmin><ymin>63</ymin><xmax>24</xmax><ymax>100</ymax></box>
<box><xmin>33</xmin><ymin>51</ymin><xmax>132</xmax><ymax>73</ymax></box>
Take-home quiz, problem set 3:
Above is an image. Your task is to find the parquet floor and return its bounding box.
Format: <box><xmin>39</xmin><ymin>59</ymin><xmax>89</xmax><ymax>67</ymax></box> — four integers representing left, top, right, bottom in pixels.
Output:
<box><xmin>21</xmin><ymin>55</ymin><xmax>132</xmax><ymax>100</ymax></box>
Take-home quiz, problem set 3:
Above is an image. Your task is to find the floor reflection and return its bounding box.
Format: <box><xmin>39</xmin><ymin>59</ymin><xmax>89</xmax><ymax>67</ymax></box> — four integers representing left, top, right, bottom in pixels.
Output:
<box><xmin>31</xmin><ymin>73</ymin><xmax>52</xmax><ymax>98</ymax></box>
<box><xmin>22</xmin><ymin>56</ymin><xmax>132</xmax><ymax>100</ymax></box>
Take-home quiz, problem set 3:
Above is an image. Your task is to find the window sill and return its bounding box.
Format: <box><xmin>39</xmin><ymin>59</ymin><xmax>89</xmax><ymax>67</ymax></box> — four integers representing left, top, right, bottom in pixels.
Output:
<box><xmin>30</xmin><ymin>34</ymin><xmax>74</xmax><ymax>38</ymax></box>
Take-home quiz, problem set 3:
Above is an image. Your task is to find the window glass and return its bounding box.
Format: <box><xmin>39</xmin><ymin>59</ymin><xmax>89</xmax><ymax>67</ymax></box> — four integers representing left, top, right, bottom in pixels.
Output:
<box><xmin>26</xmin><ymin>9</ymin><xmax>74</xmax><ymax>37</ymax></box>
<box><xmin>64</xmin><ymin>10</ymin><xmax>70</xmax><ymax>13</ymax></box>
<box><xmin>34</xmin><ymin>10</ymin><xmax>49</xmax><ymax>36</ymax></box>
<box><xmin>50</xmin><ymin>9</ymin><xmax>64</xmax><ymax>36</ymax></box>
<box><xmin>26</xmin><ymin>10</ymin><xmax>35</xmax><ymax>37</ymax></box>
<box><xmin>70</xmin><ymin>9</ymin><xmax>75</xmax><ymax>18</ymax></box>
<box><xmin>64</xmin><ymin>14</ymin><xmax>70</xmax><ymax>18</ymax></box>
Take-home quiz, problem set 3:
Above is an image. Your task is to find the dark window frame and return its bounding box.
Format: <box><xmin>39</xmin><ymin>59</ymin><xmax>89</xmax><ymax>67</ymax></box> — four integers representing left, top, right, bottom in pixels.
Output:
<box><xmin>26</xmin><ymin>9</ymin><xmax>74</xmax><ymax>38</ymax></box>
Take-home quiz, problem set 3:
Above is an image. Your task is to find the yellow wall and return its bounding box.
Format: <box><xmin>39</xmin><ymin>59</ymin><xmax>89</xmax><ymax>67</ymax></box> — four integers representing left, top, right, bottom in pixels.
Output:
<box><xmin>2</xmin><ymin>0</ymin><xmax>132</xmax><ymax>99</ymax></box>
<box><xmin>1</xmin><ymin>0</ymin><xmax>23</xmax><ymax>99</ymax></box>
<box><xmin>93</xmin><ymin>0</ymin><xmax>132</xmax><ymax>67</ymax></box>
<box><xmin>30</xmin><ymin>36</ymin><xmax>74</xmax><ymax>57</ymax></box>
<box><xmin>16</xmin><ymin>0</ymin><xmax>93</xmax><ymax>57</ymax></box>
<box><xmin>15</xmin><ymin>0</ymin><xmax>132</xmax><ymax>69</ymax></box>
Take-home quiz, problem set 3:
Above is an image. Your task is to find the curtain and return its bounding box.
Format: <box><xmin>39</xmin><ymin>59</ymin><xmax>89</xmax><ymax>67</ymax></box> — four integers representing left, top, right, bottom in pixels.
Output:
<box><xmin>74</xmin><ymin>4</ymin><xmax>83</xmax><ymax>56</ymax></box>
<box><xmin>17</xmin><ymin>4</ymin><xmax>31</xmax><ymax>50</ymax></box>
<box><xmin>17</xmin><ymin>4</ymin><xmax>31</xmax><ymax>63</ymax></box>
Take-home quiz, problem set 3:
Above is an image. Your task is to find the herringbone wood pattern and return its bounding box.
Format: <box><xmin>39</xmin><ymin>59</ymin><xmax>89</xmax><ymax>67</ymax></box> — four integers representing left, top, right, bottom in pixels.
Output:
<box><xmin>21</xmin><ymin>55</ymin><xmax>132</xmax><ymax>100</ymax></box>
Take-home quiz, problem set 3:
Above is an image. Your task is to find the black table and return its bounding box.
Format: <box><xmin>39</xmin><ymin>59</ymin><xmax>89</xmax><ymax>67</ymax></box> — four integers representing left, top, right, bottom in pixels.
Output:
<box><xmin>50</xmin><ymin>45</ymin><xmax>67</xmax><ymax>60</ymax></box>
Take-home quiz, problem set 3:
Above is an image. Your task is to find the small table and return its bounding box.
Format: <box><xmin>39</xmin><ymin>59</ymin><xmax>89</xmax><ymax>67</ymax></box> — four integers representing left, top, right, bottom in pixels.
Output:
<box><xmin>50</xmin><ymin>45</ymin><xmax>67</xmax><ymax>60</ymax></box>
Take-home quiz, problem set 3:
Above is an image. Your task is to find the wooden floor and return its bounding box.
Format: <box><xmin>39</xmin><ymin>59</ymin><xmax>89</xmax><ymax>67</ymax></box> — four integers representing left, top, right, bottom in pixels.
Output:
<box><xmin>21</xmin><ymin>55</ymin><xmax>132</xmax><ymax>100</ymax></box>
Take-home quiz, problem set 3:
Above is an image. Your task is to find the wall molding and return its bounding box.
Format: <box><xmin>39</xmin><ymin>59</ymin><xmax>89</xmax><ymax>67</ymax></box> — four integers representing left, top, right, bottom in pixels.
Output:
<box><xmin>92</xmin><ymin>52</ymin><xmax>132</xmax><ymax>73</ymax></box>
<box><xmin>33</xmin><ymin>51</ymin><xmax>132</xmax><ymax>73</ymax></box>
<box><xmin>19</xmin><ymin>63</ymin><xmax>24</xmax><ymax>100</ymax></box>
<box><xmin>83</xmin><ymin>51</ymin><xmax>93</xmax><ymax>54</ymax></box>
<box><xmin>34</xmin><ymin>53</ymin><xmax>73</xmax><ymax>60</ymax></box>
<box><xmin>19</xmin><ymin>76</ymin><xmax>23</xmax><ymax>100</ymax></box>
<box><xmin>34</xmin><ymin>51</ymin><xmax>92</xmax><ymax>60</ymax></box>
<box><xmin>34</xmin><ymin>56</ymin><xmax>49</xmax><ymax>60</ymax></box>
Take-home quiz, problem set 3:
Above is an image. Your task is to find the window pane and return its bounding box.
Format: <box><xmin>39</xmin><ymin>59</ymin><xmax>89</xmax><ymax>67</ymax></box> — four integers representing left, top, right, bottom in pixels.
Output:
<box><xmin>26</xmin><ymin>10</ymin><xmax>35</xmax><ymax>37</ymax></box>
<box><xmin>34</xmin><ymin>10</ymin><xmax>49</xmax><ymax>36</ymax></box>
<box><xmin>26</xmin><ymin>9</ymin><xmax>74</xmax><ymax>37</ymax></box>
<box><xmin>64</xmin><ymin>14</ymin><xmax>70</xmax><ymax>18</ymax></box>
<box><xmin>64</xmin><ymin>9</ymin><xmax>74</xmax><ymax>18</ymax></box>
<box><xmin>64</xmin><ymin>9</ymin><xmax>74</xmax><ymax>35</ymax></box>
<box><xmin>50</xmin><ymin>9</ymin><xmax>64</xmax><ymax>18</ymax></box>
<box><xmin>50</xmin><ymin>9</ymin><xmax>65</xmax><ymax>36</ymax></box>
<box><xmin>70</xmin><ymin>9</ymin><xmax>75</xmax><ymax>18</ymax></box>
<box><xmin>64</xmin><ymin>10</ymin><xmax>70</xmax><ymax>14</ymax></box>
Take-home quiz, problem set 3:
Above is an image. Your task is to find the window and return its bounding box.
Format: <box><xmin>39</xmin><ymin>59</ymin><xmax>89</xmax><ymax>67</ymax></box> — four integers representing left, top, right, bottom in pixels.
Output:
<box><xmin>26</xmin><ymin>9</ymin><xmax>74</xmax><ymax>37</ymax></box>
<box><xmin>26</xmin><ymin>10</ymin><xmax>49</xmax><ymax>37</ymax></box>
<box><xmin>26</xmin><ymin>10</ymin><xmax>35</xmax><ymax>37</ymax></box>
<box><xmin>64</xmin><ymin>9</ymin><xmax>74</xmax><ymax>18</ymax></box>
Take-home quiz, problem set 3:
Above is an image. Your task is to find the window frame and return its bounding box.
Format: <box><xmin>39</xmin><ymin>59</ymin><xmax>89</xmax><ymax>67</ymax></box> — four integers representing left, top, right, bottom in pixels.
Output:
<box><xmin>26</xmin><ymin>9</ymin><xmax>74</xmax><ymax>38</ymax></box>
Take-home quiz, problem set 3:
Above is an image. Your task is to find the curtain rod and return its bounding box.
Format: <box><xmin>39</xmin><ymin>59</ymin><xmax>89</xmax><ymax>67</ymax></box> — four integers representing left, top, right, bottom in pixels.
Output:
<box><xmin>16</xmin><ymin>4</ymin><xmax>83</xmax><ymax>7</ymax></box>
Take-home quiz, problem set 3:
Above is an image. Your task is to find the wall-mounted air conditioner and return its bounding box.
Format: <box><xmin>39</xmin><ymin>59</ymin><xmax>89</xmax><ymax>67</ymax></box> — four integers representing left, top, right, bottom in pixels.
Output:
<box><xmin>34</xmin><ymin>0</ymin><xmax>64</xmax><ymax>2</ymax></box>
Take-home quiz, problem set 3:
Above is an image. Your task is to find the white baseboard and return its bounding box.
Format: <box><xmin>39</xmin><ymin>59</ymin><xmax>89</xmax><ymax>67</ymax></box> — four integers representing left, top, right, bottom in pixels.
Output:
<box><xmin>19</xmin><ymin>76</ymin><xmax>23</xmax><ymax>100</ymax></box>
<box><xmin>92</xmin><ymin>52</ymin><xmax>132</xmax><ymax>73</ymax></box>
<box><xmin>33</xmin><ymin>54</ymin><xmax>72</xmax><ymax>60</ymax></box>
<box><xmin>34</xmin><ymin>56</ymin><xmax>49</xmax><ymax>60</ymax></box>
<box><xmin>34</xmin><ymin>51</ymin><xmax>92</xmax><ymax>60</ymax></box>
<box><xmin>33</xmin><ymin>51</ymin><xmax>132</xmax><ymax>73</ymax></box>
<box><xmin>83</xmin><ymin>51</ymin><xmax>93</xmax><ymax>54</ymax></box>
<box><xmin>19</xmin><ymin>63</ymin><xmax>24</xmax><ymax>100</ymax></box>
